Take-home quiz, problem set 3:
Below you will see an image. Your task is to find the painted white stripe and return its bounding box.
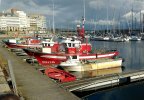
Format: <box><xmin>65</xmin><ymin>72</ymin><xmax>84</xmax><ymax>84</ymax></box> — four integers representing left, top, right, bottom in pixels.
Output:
<box><xmin>41</xmin><ymin>55</ymin><xmax>66</xmax><ymax>59</ymax></box>
<box><xmin>41</xmin><ymin>53</ymin><xmax>115</xmax><ymax>59</ymax></box>
<box><xmin>18</xmin><ymin>44</ymin><xmax>42</xmax><ymax>47</ymax></box>
<box><xmin>97</xmin><ymin>54</ymin><xmax>114</xmax><ymax>58</ymax></box>
<box><xmin>79</xmin><ymin>53</ymin><xmax>115</xmax><ymax>59</ymax></box>
<box><xmin>79</xmin><ymin>56</ymin><xmax>96</xmax><ymax>59</ymax></box>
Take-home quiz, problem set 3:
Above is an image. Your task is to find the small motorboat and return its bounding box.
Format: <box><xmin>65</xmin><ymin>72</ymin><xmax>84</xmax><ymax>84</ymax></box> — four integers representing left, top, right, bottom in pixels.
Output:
<box><xmin>45</xmin><ymin>67</ymin><xmax>76</xmax><ymax>83</ymax></box>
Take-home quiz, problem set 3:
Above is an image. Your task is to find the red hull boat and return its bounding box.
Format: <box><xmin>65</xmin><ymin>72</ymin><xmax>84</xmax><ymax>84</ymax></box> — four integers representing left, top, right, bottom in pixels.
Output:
<box><xmin>45</xmin><ymin>67</ymin><xmax>76</xmax><ymax>83</ymax></box>
<box><xmin>3</xmin><ymin>38</ymin><xmax>41</xmax><ymax>48</ymax></box>
<box><xmin>23</xmin><ymin>48</ymin><xmax>119</xmax><ymax>66</ymax></box>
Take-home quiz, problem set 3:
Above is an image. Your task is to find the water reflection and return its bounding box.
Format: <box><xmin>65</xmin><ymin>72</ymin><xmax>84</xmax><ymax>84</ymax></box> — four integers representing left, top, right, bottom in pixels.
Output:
<box><xmin>91</xmin><ymin>41</ymin><xmax>144</xmax><ymax>71</ymax></box>
<box><xmin>71</xmin><ymin>67</ymin><xmax>122</xmax><ymax>79</ymax></box>
<box><xmin>84</xmin><ymin>41</ymin><xmax>144</xmax><ymax>100</ymax></box>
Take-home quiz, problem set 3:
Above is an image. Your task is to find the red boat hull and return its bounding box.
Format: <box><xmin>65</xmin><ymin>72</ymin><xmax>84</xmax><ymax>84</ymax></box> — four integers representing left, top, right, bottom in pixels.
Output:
<box><xmin>34</xmin><ymin>52</ymin><xmax>67</xmax><ymax>65</ymax></box>
<box><xmin>45</xmin><ymin>67</ymin><xmax>76</xmax><ymax>83</ymax></box>
<box><xmin>23</xmin><ymin>49</ymin><xmax>119</xmax><ymax>66</ymax></box>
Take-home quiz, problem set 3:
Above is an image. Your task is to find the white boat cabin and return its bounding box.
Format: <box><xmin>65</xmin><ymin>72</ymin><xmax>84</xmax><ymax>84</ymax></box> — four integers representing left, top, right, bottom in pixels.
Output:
<box><xmin>61</xmin><ymin>38</ymin><xmax>81</xmax><ymax>48</ymax></box>
<box><xmin>41</xmin><ymin>39</ymin><xmax>58</xmax><ymax>53</ymax></box>
<box><xmin>60</xmin><ymin>55</ymin><xmax>80</xmax><ymax>67</ymax></box>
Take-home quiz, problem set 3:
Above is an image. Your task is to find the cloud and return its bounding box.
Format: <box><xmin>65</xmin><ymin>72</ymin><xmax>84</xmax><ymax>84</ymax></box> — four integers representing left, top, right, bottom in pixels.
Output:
<box><xmin>89</xmin><ymin>0</ymin><xmax>105</xmax><ymax>9</ymax></box>
<box><xmin>123</xmin><ymin>10</ymin><xmax>144</xmax><ymax>22</ymax></box>
<box><xmin>123</xmin><ymin>11</ymin><xmax>136</xmax><ymax>20</ymax></box>
<box><xmin>72</xmin><ymin>19</ymin><xmax>118</xmax><ymax>26</ymax></box>
<box><xmin>96</xmin><ymin>20</ymin><xmax>118</xmax><ymax>25</ymax></box>
<box><xmin>1</xmin><ymin>0</ymin><xmax>144</xmax><ymax>28</ymax></box>
<box><xmin>9</xmin><ymin>1</ymin><xmax>60</xmax><ymax>16</ymax></box>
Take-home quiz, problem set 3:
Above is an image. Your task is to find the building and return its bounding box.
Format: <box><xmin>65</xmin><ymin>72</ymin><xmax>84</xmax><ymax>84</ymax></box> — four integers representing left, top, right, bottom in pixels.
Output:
<box><xmin>0</xmin><ymin>8</ymin><xmax>47</xmax><ymax>32</ymax></box>
<box><xmin>0</xmin><ymin>13</ymin><xmax>20</xmax><ymax>31</ymax></box>
<box><xmin>28</xmin><ymin>14</ymin><xmax>47</xmax><ymax>32</ymax></box>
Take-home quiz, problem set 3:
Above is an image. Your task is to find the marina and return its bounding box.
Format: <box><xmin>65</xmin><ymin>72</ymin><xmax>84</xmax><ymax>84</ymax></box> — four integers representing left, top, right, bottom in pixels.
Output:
<box><xmin>2</xmin><ymin>24</ymin><xmax>144</xmax><ymax>99</ymax></box>
<box><xmin>1</xmin><ymin>37</ymin><xmax>144</xmax><ymax>99</ymax></box>
<box><xmin>1</xmin><ymin>0</ymin><xmax>144</xmax><ymax>100</ymax></box>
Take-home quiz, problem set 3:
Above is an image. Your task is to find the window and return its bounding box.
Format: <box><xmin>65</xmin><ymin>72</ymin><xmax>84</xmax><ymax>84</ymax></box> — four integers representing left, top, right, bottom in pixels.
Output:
<box><xmin>68</xmin><ymin>43</ymin><xmax>71</xmax><ymax>47</ymax></box>
<box><xmin>72</xmin><ymin>44</ymin><xmax>75</xmax><ymax>47</ymax></box>
<box><xmin>72</xmin><ymin>56</ymin><xmax>77</xmax><ymax>59</ymax></box>
<box><xmin>42</xmin><ymin>43</ymin><xmax>45</xmax><ymax>47</ymax></box>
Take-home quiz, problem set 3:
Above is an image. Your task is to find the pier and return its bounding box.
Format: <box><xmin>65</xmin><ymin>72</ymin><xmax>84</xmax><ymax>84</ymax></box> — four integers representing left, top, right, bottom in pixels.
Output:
<box><xmin>61</xmin><ymin>70</ymin><xmax>144</xmax><ymax>92</ymax></box>
<box><xmin>0</xmin><ymin>43</ymin><xmax>80</xmax><ymax>100</ymax></box>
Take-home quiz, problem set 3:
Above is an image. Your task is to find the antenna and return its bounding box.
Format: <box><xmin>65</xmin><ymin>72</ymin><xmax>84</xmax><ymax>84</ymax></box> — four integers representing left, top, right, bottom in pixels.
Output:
<box><xmin>82</xmin><ymin>0</ymin><xmax>86</xmax><ymax>27</ymax></box>
<box><xmin>0</xmin><ymin>0</ymin><xmax>1</xmax><ymax>6</ymax></box>
<box><xmin>131</xmin><ymin>6</ymin><xmax>133</xmax><ymax>33</ymax></box>
<box><xmin>52</xmin><ymin>0</ymin><xmax>55</xmax><ymax>34</ymax></box>
<box><xmin>83</xmin><ymin>0</ymin><xmax>86</xmax><ymax>20</ymax></box>
<box><xmin>106</xmin><ymin>0</ymin><xmax>109</xmax><ymax>34</ymax></box>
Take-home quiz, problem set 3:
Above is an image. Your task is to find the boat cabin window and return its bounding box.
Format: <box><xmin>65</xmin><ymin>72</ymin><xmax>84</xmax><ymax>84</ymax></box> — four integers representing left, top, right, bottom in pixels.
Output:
<box><xmin>68</xmin><ymin>43</ymin><xmax>71</xmax><ymax>47</ymax></box>
<box><xmin>72</xmin><ymin>56</ymin><xmax>77</xmax><ymax>59</ymax></box>
<box><xmin>67</xmin><ymin>43</ymin><xmax>75</xmax><ymax>47</ymax></box>
<box><xmin>72</xmin><ymin>44</ymin><xmax>75</xmax><ymax>47</ymax></box>
<box><xmin>42</xmin><ymin>43</ymin><xmax>45</xmax><ymax>47</ymax></box>
<box><xmin>42</xmin><ymin>43</ymin><xmax>50</xmax><ymax>47</ymax></box>
<box><xmin>64</xmin><ymin>43</ymin><xmax>75</xmax><ymax>48</ymax></box>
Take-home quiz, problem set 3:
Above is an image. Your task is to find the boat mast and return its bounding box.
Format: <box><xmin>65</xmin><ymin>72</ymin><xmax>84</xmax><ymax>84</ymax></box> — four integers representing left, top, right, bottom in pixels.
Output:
<box><xmin>140</xmin><ymin>11</ymin><xmax>141</xmax><ymax>33</ymax></box>
<box><xmin>142</xmin><ymin>14</ymin><xmax>144</xmax><ymax>33</ymax></box>
<box><xmin>81</xmin><ymin>0</ymin><xmax>85</xmax><ymax>38</ymax></box>
<box><xmin>83</xmin><ymin>0</ymin><xmax>88</xmax><ymax>54</ymax></box>
<box><xmin>117</xmin><ymin>12</ymin><xmax>121</xmax><ymax>35</ymax></box>
<box><xmin>112</xmin><ymin>8</ymin><xmax>116</xmax><ymax>34</ymax></box>
<box><xmin>83</xmin><ymin>0</ymin><xmax>85</xmax><ymax>19</ymax></box>
<box><xmin>131</xmin><ymin>5</ymin><xmax>133</xmax><ymax>34</ymax></box>
<box><xmin>106</xmin><ymin>0</ymin><xmax>109</xmax><ymax>34</ymax></box>
<box><xmin>94</xmin><ymin>19</ymin><xmax>97</xmax><ymax>36</ymax></box>
<box><xmin>52</xmin><ymin>0</ymin><xmax>55</xmax><ymax>34</ymax></box>
<box><xmin>83</xmin><ymin>0</ymin><xmax>86</xmax><ymax>29</ymax></box>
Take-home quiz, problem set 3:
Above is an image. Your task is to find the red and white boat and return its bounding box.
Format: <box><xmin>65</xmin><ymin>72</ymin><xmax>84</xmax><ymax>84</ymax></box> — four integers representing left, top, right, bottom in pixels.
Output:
<box><xmin>3</xmin><ymin>37</ymin><xmax>42</xmax><ymax>48</ymax></box>
<box><xmin>23</xmin><ymin>18</ymin><xmax>119</xmax><ymax>66</ymax></box>
<box><xmin>23</xmin><ymin>37</ymin><xmax>119</xmax><ymax>66</ymax></box>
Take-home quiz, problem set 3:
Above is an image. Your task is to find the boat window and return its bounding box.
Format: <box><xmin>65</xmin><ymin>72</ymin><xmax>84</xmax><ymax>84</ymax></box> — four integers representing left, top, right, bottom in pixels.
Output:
<box><xmin>72</xmin><ymin>56</ymin><xmax>77</xmax><ymax>59</ymax></box>
<box><xmin>68</xmin><ymin>43</ymin><xmax>71</xmax><ymax>47</ymax></box>
<box><xmin>44</xmin><ymin>43</ymin><xmax>46</xmax><ymax>47</ymax></box>
<box><xmin>48</xmin><ymin>44</ymin><xmax>50</xmax><ymax>46</ymax></box>
<box><xmin>72</xmin><ymin>44</ymin><xmax>75</xmax><ymax>47</ymax></box>
<box><xmin>42</xmin><ymin>43</ymin><xmax>45</xmax><ymax>47</ymax></box>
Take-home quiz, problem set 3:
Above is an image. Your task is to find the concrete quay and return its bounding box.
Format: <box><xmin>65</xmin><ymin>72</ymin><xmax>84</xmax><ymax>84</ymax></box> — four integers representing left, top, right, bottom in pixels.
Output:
<box><xmin>0</xmin><ymin>44</ymin><xmax>80</xmax><ymax>100</ymax></box>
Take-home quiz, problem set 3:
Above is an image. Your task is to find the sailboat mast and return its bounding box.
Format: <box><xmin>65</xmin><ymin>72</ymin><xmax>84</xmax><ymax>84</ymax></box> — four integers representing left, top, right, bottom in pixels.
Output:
<box><xmin>112</xmin><ymin>8</ymin><xmax>116</xmax><ymax>34</ymax></box>
<box><xmin>106</xmin><ymin>0</ymin><xmax>109</xmax><ymax>34</ymax></box>
<box><xmin>140</xmin><ymin>11</ymin><xmax>141</xmax><ymax>33</ymax></box>
<box><xmin>142</xmin><ymin>14</ymin><xmax>144</xmax><ymax>33</ymax></box>
<box><xmin>131</xmin><ymin>6</ymin><xmax>133</xmax><ymax>33</ymax></box>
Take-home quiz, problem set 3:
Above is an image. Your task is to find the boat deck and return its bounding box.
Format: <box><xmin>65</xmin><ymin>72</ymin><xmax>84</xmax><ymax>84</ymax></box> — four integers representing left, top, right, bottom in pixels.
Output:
<box><xmin>0</xmin><ymin>44</ymin><xmax>79</xmax><ymax>100</ymax></box>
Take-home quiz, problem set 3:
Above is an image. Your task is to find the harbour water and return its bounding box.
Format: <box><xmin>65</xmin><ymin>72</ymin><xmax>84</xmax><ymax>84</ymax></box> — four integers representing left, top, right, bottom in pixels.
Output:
<box><xmin>83</xmin><ymin>40</ymin><xmax>144</xmax><ymax>100</ymax></box>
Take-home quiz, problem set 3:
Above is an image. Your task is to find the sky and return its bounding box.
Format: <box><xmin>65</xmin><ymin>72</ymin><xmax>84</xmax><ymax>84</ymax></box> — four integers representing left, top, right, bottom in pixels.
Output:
<box><xmin>1</xmin><ymin>0</ymin><xmax>144</xmax><ymax>29</ymax></box>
